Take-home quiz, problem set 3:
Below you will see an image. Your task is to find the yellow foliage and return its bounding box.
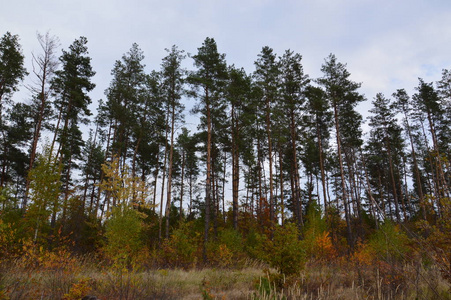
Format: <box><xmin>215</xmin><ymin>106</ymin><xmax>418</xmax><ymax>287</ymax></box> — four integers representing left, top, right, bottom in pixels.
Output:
<box><xmin>98</xmin><ymin>155</ymin><xmax>154</xmax><ymax>213</ymax></box>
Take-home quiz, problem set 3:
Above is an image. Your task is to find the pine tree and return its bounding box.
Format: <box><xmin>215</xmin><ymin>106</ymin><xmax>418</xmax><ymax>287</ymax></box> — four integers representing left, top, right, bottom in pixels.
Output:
<box><xmin>187</xmin><ymin>37</ymin><xmax>228</xmax><ymax>259</ymax></box>
<box><xmin>176</xmin><ymin>128</ymin><xmax>200</xmax><ymax>219</ymax></box>
<box><xmin>253</xmin><ymin>46</ymin><xmax>280</xmax><ymax>225</ymax></box>
<box><xmin>436</xmin><ymin>69</ymin><xmax>451</xmax><ymax>192</ymax></box>
<box><xmin>413</xmin><ymin>79</ymin><xmax>449</xmax><ymax>207</ymax></box>
<box><xmin>305</xmin><ymin>86</ymin><xmax>332</xmax><ymax>211</ymax></box>
<box><xmin>80</xmin><ymin>128</ymin><xmax>105</xmax><ymax>215</ymax></box>
<box><xmin>0</xmin><ymin>32</ymin><xmax>27</xmax><ymax>190</ymax></box>
<box><xmin>26</xmin><ymin>32</ymin><xmax>59</xmax><ymax>183</ymax></box>
<box><xmin>103</xmin><ymin>44</ymin><xmax>164</xmax><ymax>218</ymax></box>
<box><xmin>0</xmin><ymin>103</ymin><xmax>33</xmax><ymax>193</ymax></box>
<box><xmin>393</xmin><ymin>89</ymin><xmax>426</xmax><ymax>218</ymax></box>
<box><xmin>161</xmin><ymin>45</ymin><xmax>186</xmax><ymax>239</ymax></box>
<box><xmin>317</xmin><ymin>54</ymin><xmax>365</xmax><ymax>247</ymax></box>
<box><xmin>367</xmin><ymin>93</ymin><xmax>406</xmax><ymax>221</ymax></box>
<box><xmin>0</xmin><ymin>31</ymin><xmax>27</xmax><ymax>112</ymax></box>
<box><xmin>104</xmin><ymin>43</ymin><xmax>147</xmax><ymax>165</ymax></box>
<box><xmin>279</xmin><ymin>49</ymin><xmax>310</xmax><ymax>226</ymax></box>
<box><xmin>225</xmin><ymin>66</ymin><xmax>254</xmax><ymax>229</ymax></box>
<box><xmin>51</xmin><ymin>36</ymin><xmax>95</xmax><ymax>218</ymax></box>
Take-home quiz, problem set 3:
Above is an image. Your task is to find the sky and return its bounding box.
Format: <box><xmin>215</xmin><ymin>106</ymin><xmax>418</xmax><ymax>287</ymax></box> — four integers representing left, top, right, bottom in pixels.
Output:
<box><xmin>2</xmin><ymin>0</ymin><xmax>451</xmax><ymax>131</ymax></box>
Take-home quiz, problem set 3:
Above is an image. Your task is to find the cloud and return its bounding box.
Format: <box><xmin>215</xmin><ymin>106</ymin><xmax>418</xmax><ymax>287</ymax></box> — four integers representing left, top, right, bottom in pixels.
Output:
<box><xmin>2</xmin><ymin>0</ymin><xmax>451</xmax><ymax>116</ymax></box>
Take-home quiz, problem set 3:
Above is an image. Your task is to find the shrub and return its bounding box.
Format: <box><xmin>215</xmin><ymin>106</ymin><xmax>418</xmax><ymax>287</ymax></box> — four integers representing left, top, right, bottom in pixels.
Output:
<box><xmin>243</xmin><ymin>229</ymin><xmax>267</xmax><ymax>261</ymax></box>
<box><xmin>161</xmin><ymin>221</ymin><xmax>199</xmax><ymax>268</ymax></box>
<box><xmin>206</xmin><ymin>228</ymin><xmax>245</xmax><ymax>267</ymax></box>
<box><xmin>264</xmin><ymin>223</ymin><xmax>306</xmax><ymax>276</ymax></box>
<box><xmin>105</xmin><ymin>204</ymin><xmax>145</xmax><ymax>266</ymax></box>
<box><xmin>310</xmin><ymin>231</ymin><xmax>337</xmax><ymax>262</ymax></box>
<box><xmin>62</xmin><ymin>278</ymin><xmax>93</xmax><ymax>300</ymax></box>
<box><xmin>368</xmin><ymin>220</ymin><xmax>410</xmax><ymax>263</ymax></box>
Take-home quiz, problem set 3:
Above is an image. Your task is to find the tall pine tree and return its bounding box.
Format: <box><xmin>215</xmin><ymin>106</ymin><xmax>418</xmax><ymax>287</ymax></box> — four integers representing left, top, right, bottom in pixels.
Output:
<box><xmin>187</xmin><ymin>37</ymin><xmax>228</xmax><ymax>259</ymax></box>
<box><xmin>317</xmin><ymin>54</ymin><xmax>365</xmax><ymax>247</ymax></box>
<box><xmin>51</xmin><ymin>36</ymin><xmax>95</xmax><ymax>219</ymax></box>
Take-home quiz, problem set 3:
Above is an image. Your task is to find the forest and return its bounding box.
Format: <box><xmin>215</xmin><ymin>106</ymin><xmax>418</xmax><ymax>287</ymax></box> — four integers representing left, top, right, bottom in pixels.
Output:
<box><xmin>0</xmin><ymin>31</ymin><xmax>450</xmax><ymax>299</ymax></box>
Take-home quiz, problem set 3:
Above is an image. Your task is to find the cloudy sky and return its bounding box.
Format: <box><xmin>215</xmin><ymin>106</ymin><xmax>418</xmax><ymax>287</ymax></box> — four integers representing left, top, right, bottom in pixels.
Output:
<box><xmin>2</xmin><ymin>0</ymin><xmax>451</xmax><ymax>126</ymax></box>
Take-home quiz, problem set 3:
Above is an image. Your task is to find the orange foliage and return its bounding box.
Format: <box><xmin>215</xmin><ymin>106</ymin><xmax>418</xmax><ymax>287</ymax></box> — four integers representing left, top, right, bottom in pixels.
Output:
<box><xmin>17</xmin><ymin>239</ymin><xmax>79</xmax><ymax>274</ymax></box>
<box><xmin>62</xmin><ymin>278</ymin><xmax>93</xmax><ymax>300</ymax></box>
<box><xmin>311</xmin><ymin>231</ymin><xmax>337</xmax><ymax>262</ymax></box>
<box><xmin>351</xmin><ymin>241</ymin><xmax>376</xmax><ymax>266</ymax></box>
<box><xmin>257</xmin><ymin>197</ymin><xmax>272</xmax><ymax>235</ymax></box>
<box><xmin>207</xmin><ymin>244</ymin><xmax>233</xmax><ymax>267</ymax></box>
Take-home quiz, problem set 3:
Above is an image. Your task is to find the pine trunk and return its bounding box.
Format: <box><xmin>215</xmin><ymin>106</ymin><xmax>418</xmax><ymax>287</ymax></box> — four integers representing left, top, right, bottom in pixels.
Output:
<box><xmin>204</xmin><ymin>93</ymin><xmax>212</xmax><ymax>261</ymax></box>
<box><xmin>333</xmin><ymin>102</ymin><xmax>353</xmax><ymax>248</ymax></box>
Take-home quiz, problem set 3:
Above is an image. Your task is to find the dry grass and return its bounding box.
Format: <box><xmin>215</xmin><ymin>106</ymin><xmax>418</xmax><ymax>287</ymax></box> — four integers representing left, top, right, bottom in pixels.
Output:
<box><xmin>252</xmin><ymin>261</ymin><xmax>450</xmax><ymax>300</ymax></box>
<box><xmin>0</xmin><ymin>257</ymin><xmax>449</xmax><ymax>299</ymax></box>
<box><xmin>0</xmin><ymin>257</ymin><xmax>265</xmax><ymax>299</ymax></box>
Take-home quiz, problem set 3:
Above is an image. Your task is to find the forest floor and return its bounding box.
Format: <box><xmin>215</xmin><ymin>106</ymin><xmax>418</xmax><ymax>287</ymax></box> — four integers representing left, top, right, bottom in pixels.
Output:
<box><xmin>1</xmin><ymin>256</ymin><xmax>449</xmax><ymax>300</ymax></box>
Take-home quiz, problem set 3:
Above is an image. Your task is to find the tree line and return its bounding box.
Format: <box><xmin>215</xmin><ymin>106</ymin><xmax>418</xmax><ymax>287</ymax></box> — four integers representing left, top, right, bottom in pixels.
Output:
<box><xmin>0</xmin><ymin>31</ymin><xmax>450</xmax><ymax>259</ymax></box>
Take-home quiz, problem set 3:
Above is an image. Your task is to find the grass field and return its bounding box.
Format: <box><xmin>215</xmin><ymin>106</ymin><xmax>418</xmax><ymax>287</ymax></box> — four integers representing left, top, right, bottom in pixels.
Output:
<box><xmin>1</xmin><ymin>255</ymin><xmax>449</xmax><ymax>300</ymax></box>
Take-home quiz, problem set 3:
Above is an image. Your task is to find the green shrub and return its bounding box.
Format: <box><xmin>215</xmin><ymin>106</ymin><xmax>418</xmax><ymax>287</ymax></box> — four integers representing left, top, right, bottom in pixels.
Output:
<box><xmin>265</xmin><ymin>223</ymin><xmax>306</xmax><ymax>276</ymax></box>
<box><xmin>206</xmin><ymin>228</ymin><xmax>245</xmax><ymax>266</ymax></box>
<box><xmin>161</xmin><ymin>221</ymin><xmax>199</xmax><ymax>267</ymax></box>
<box><xmin>244</xmin><ymin>229</ymin><xmax>267</xmax><ymax>261</ymax></box>
<box><xmin>105</xmin><ymin>204</ymin><xmax>145</xmax><ymax>266</ymax></box>
<box><xmin>368</xmin><ymin>220</ymin><xmax>410</xmax><ymax>263</ymax></box>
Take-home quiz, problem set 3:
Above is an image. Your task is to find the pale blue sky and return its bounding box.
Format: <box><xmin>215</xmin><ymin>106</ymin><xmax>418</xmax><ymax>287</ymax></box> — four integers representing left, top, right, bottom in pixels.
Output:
<box><xmin>2</xmin><ymin>0</ymin><xmax>451</xmax><ymax>123</ymax></box>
